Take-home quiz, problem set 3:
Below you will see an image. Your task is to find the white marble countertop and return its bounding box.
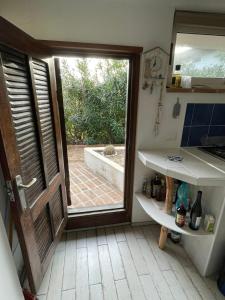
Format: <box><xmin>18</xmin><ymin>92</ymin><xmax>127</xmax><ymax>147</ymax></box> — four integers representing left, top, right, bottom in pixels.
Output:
<box><xmin>138</xmin><ymin>148</ymin><xmax>225</xmax><ymax>186</ymax></box>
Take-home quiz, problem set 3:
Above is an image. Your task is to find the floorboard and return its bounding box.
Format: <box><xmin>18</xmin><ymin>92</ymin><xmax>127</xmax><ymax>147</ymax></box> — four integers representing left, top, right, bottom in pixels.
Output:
<box><xmin>105</xmin><ymin>227</ymin><xmax>125</xmax><ymax>280</ymax></box>
<box><xmin>37</xmin><ymin>295</ymin><xmax>47</xmax><ymax>300</ymax></box>
<box><xmin>37</xmin><ymin>225</ymin><xmax>221</xmax><ymax>300</ymax></box>
<box><xmin>87</xmin><ymin>230</ymin><xmax>101</xmax><ymax>285</ymax></box>
<box><xmin>124</xmin><ymin>225</ymin><xmax>149</xmax><ymax>275</ymax></box>
<box><xmin>118</xmin><ymin>241</ymin><xmax>146</xmax><ymax>300</ymax></box>
<box><xmin>115</xmin><ymin>279</ymin><xmax>132</xmax><ymax>300</ymax></box>
<box><xmin>46</xmin><ymin>242</ymin><xmax>65</xmax><ymax>300</ymax></box>
<box><xmin>90</xmin><ymin>284</ymin><xmax>104</xmax><ymax>300</ymax></box>
<box><xmin>137</xmin><ymin>236</ymin><xmax>174</xmax><ymax>300</ymax></box>
<box><xmin>98</xmin><ymin>244</ymin><xmax>118</xmax><ymax>300</ymax></box>
<box><xmin>62</xmin><ymin>231</ymin><xmax>76</xmax><ymax>291</ymax></box>
<box><xmin>61</xmin><ymin>289</ymin><xmax>76</xmax><ymax>300</ymax></box>
<box><xmin>143</xmin><ymin>226</ymin><xmax>171</xmax><ymax>271</ymax></box>
<box><xmin>76</xmin><ymin>230</ymin><xmax>87</xmax><ymax>248</ymax></box>
<box><xmin>76</xmin><ymin>247</ymin><xmax>89</xmax><ymax>300</ymax></box>
<box><xmin>163</xmin><ymin>269</ymin><xmax>188</xmax><ymax>300</ymax></box>
<box><xmin>114</xmin><ymin>226</ymin><xmax>126</xmax><ymax>242</ymax></box>
<box><xmin>139</xmin><ymin>274</ymin><xmax>160</xmax><ymax>300</ymax></box>
<box><xmin>96</xmin><ymin>228</ymin><xmax>107</xmax><ymax>245</ymax></box>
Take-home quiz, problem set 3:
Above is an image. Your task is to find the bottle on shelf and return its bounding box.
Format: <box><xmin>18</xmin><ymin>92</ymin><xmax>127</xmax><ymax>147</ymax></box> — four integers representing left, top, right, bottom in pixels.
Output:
<box><xmin>142</xmin><ymin>177</ymin><xmax>152</xmax><ymax>198</ymax></box>
<box><xmin>142</xmin><ymin>177</ymin><xmax>148</xmax><ymax>194</ymax></box>
<box><xmin>169</xmin><ymin>231</ymin><xmax>181</xmax><ymax>243</ymax></box>
<box><xmin>175</xmin><ymin>204</ymin><xmax>186</xmax><ymax>227</ymax></box>
<box><xmin>176</xmin><ymin>182</ymin><xmax>189</xmax><ymax>211</ymax></box>
<box><xmin>146</xmin><ymin>180</ymin><xmax>152</xmax><ymax>199</ymax></box>
<box><xmin>172</xmin><ymin>64</ymin><xmax>182</xmax><ymax>88</ymax></box>
<box><xmin>173</xmin><ymin>180</ymin><xmax>181</xmax><ymax>204</ymax></box>
<box><xmin>189</xmin><ymin>191</ymin><xmax>202</xmax><ymax>230</ymax></box>
<box><xmin>157</xmin><ymin>178</ymin><xmax>166</xmax><ymax>201</ymax></box>
<box><xmin>204</xmin><ymin>214</ymin><xmax>215</xmax><ymax>233</ymax></box>
<box><xmin>151</xmin><ymin>174</ymin><xmax>161</xmax><ymax>199</ymax></box>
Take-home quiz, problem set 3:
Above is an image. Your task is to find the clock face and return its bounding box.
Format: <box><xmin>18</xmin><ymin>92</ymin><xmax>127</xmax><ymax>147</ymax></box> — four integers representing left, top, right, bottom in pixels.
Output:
<box><xmin>150</xmin><ymin>55</ymin><xmax>162</xmax><ymax>72</ymax></box>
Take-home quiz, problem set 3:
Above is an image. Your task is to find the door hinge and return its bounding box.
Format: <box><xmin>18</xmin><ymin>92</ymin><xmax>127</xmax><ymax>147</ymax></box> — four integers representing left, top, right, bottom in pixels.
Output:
<box><xmin>5</xmin><ymin>180</ymin><xmax>15</xmax><ymax>202</ymax></box>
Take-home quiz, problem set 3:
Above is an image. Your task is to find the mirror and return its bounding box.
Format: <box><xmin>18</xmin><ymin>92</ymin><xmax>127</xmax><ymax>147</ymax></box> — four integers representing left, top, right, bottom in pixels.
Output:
<box><xmin>174</xmin><ymin>33</ymin><xmax>225</xmax><ymax>78</ymax></box>
<box><xmin>168</xmin><ymin>11</ymin><xmax>225</xmax><ymax>90</ymax></box>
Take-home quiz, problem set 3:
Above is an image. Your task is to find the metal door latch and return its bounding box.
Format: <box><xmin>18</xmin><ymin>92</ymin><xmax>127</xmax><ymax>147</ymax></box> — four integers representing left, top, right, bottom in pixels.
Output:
<box><xmin>15</xmin><ymin>175</ymin><xmax>37</xmax><ymax>211</ymax></box>
<box><xmin>5</xmin><ymin>180</ymin><xmax>15</xmax><ymax>202</ymax></box>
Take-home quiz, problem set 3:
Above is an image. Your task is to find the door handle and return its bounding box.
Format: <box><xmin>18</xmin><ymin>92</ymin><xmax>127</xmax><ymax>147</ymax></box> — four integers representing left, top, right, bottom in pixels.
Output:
<box><xmin>15</xmin><ymin>175</ymin><xmax>37</xmax><ymax>211</ymax></box>
<box><xmin>19</xmin><ymin>178</ymin><xmax>37</xmax><ymax>189</ymax></box>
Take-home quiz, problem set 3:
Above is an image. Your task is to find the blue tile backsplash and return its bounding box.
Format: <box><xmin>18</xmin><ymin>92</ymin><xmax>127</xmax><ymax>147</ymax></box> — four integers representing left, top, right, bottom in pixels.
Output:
<box><xmin>181</xmin><ymin>103</ymin><xmax>225</xmax><ymax>147</ymax></box>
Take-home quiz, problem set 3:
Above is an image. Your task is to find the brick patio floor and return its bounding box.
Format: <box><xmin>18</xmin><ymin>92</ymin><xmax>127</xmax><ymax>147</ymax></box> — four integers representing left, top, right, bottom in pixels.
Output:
<box><xmin>67</xmin><ymin>145</ymin><xmax>124</xmax><ymax>209</ymax></box>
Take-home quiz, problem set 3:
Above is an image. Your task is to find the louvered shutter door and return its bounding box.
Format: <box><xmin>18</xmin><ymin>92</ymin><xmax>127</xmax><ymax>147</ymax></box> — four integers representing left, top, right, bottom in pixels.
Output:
<box><xmin>1</xmin><ymin>46</ymin><xmax>46</xmax><ymax>206</ymax></box>
<box><xmin>32</xmin><ymin>59</ymin><xmax>59</xmax><ymax>182</ymax></box>
<box><xmin>0</xmin><ymin>40</ymin><xmax>67</xmax><ymax>293</ymax></box>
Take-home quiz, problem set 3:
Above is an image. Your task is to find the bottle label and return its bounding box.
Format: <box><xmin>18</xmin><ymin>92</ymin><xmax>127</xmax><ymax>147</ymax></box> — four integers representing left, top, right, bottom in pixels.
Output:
<box><xmin>176</xmin><ymin>213</ymin><xmax>185</xmax><ymax>227</ymax></box>
<box><xmin>190</xmin><ymin>216</ymin><xmax>202</xmax><ymax>229</ymax></box>
<box><xmin>195</xmin><ymin>217</ymin><xmax>202</xmax><ymax>228</ymax></box>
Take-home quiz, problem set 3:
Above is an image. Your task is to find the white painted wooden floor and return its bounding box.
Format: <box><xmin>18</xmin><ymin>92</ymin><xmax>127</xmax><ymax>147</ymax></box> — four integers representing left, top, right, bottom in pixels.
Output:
<box><xmin>37</xmin><ymin>224</ymin><xmax>223</xmax><ymax>300</ymax></box>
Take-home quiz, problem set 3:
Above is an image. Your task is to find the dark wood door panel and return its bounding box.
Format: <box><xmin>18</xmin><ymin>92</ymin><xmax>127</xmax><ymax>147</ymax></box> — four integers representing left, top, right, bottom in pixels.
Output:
<box><xmin>1</xmin><ymin>47</ymin><xmax>46</xmax><ymax>207</ymax></box>
<box><xmin>34</xmin><ymin>205</ymin><xmax>53</xmax><ymax>263</ymax></box>
<box><xmin>30</xmin><ymin>173</ymin><xmax>62</xmax><ymax>221</ymax></box>
<box><xmin>0</xmin><ymin>18</ymin><xmax>68</xmax><ymax>293</ymax></box>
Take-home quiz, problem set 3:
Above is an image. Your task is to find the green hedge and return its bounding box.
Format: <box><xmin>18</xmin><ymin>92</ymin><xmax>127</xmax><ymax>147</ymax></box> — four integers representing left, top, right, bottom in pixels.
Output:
<box><xmin>61</xmin><ymin>58</ymin><xmax>128</xmax><ymax>145</ymax></box>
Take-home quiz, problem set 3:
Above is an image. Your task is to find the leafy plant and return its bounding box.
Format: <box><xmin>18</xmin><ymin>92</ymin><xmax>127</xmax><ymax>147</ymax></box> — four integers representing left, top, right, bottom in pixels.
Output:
<box><xmin>60</xmin><ymin>58</ymin><xmax>128</xmax><ymax>145</ymax></box>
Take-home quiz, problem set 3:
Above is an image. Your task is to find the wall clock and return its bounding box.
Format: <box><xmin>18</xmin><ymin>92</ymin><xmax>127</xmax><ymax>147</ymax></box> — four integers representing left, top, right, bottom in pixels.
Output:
<box><xmin>142</xmin><ymin>47</ymin><xmax>169</xmax><ymax>92</ymax></box>
<box><xmin>142</xmin><ymin>47</ymin><xmax>169</xmax><ymax>136</ymax></box>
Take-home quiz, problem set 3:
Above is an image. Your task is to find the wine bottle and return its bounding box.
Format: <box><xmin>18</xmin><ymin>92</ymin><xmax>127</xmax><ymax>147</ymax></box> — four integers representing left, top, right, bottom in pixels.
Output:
<box><xmin>175</xmin><ymin>204</ymin><xmax>186</xmax><ymax>227</ymax></box>
<box><xmin>151</xmin><ymin>174</ymin><xmax>161</xmax><ymax>198</ymax></box>
<box><xmin>189</xmin><ymin>191</ymin><xmax>202</xmax><ymax>230</ymax></box>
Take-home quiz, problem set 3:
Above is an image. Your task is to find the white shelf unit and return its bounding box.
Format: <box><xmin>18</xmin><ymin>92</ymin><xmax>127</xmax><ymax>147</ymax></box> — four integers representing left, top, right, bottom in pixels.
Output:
<box><xmin>136</xmin><ymin>192</ymin><xmax>212</xmax><ymax>237</ymax></box>
<box><xmin>137</xmin><ymin>148</ymin><xmax>225</xmax><ymax>276</ymax></box>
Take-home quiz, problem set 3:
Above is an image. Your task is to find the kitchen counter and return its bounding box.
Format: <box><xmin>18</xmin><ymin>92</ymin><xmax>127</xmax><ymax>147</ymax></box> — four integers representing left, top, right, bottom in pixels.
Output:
<box><xmin>138</xmin><ymin>148</ymin><xmax>225</xmax><ymax>187</ymax></box>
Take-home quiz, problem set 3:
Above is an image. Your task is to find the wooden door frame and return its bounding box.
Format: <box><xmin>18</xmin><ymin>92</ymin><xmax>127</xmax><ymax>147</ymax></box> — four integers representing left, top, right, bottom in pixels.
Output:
<box><xmin>40</xmin><ymin>40</ymin><xmax>143</xmax><ymax>229</ymax></box>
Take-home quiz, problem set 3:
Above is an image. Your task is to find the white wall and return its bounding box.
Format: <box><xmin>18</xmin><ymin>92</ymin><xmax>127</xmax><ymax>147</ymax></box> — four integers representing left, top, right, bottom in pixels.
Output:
<box><xmin>0</xmin><ymin>214</ymin><xmax>24</xmax><ymax>300</ymax></box>
<box><xmin>0</xmin><ymin>166</ymin><xmax>24</xmax><ymax>279</ymax></box>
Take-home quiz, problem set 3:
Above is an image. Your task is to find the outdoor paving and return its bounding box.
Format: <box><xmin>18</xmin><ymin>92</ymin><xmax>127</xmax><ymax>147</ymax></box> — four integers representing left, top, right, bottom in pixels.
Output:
<box><xmin>67</xmin><ymin>145</ymin><xmax>123</xmax><ymax>209</ymax></box>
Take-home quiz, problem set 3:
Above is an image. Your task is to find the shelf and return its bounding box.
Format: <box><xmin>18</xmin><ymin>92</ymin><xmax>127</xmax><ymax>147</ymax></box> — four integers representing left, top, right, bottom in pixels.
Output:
<box><xmin>138</xmin><ymin>149</ymin><xmax>225</xmax><ymax>187</ymax></box>
<box><xmin>166</xmin><ymin>87</ymin><xmax>225</xmax><ymax>93</ymax></box>
<box><xmin>136</xmin><ymin>193</ymin><xmax>212</xmax><ymax>237</ymax></box>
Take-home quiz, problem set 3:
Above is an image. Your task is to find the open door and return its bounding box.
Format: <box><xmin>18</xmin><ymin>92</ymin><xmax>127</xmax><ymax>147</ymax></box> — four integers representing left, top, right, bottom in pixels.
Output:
<box><xmin>0</xmin><ymin>17</ymin><xmax>67</xmax><ymax>293</ymax></box>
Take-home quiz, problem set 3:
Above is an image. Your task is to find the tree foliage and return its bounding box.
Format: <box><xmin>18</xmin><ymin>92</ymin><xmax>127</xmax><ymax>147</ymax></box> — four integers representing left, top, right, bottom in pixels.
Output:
<box><xmin>61</xmin><ymin>58</ymin><xmax>128</xmax><ymax>145</ymax></box>
<box><xmin>175</xmin><ymin>49</ymin><xmax>225</xmax><ymax>78</ymax></box>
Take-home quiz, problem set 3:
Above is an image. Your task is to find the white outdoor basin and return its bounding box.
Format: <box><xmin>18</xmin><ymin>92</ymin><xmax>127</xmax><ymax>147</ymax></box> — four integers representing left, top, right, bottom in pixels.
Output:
<box><xmin>84</xmin><ymin>146</ymin><xmax>124</xmax><ymax>192</ymax></box>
